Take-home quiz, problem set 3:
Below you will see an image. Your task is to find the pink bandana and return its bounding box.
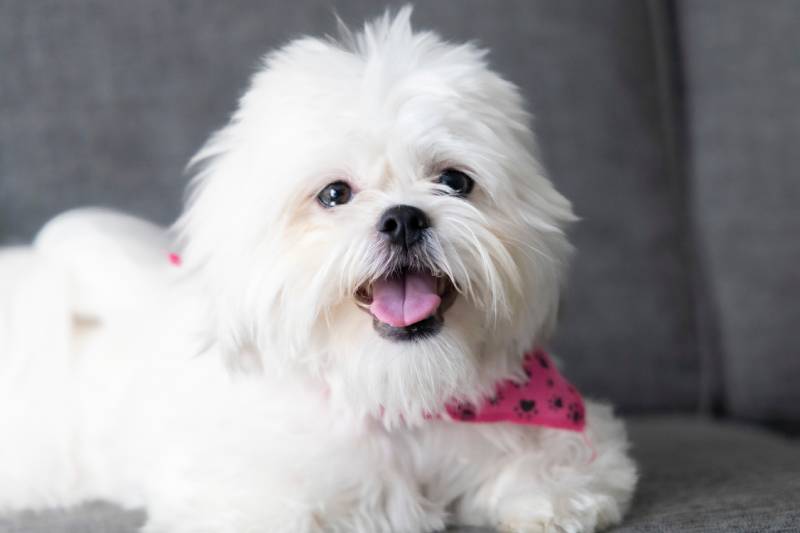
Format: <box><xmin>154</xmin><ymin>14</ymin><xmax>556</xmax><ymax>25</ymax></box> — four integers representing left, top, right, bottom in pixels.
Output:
<box><xmin>445</xmin><ymin>349</ymin><xmax>585</xmax><ymax>431</ymax></box>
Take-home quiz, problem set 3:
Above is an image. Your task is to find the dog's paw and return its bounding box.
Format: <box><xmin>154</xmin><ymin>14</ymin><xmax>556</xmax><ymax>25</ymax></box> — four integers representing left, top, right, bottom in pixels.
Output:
<box><xmin>494</xmin><ymin>493</ymin><xmax>555</xmax><ymax>533</ymax></box>
<box><xmin>495</xmin><ymin>491</ymin><xmax>624</xmax><ymax>533</ymax></box>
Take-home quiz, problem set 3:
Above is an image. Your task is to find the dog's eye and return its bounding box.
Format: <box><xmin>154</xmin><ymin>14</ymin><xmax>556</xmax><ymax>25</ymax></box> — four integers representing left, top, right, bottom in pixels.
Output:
<box><xmin>436</xmin><ymin>169</ymin><xmax>474</xmax><ymax>197</ymax></box>
<box><xmin>317</xmin><ymin>181</ymin><xmax>352</xmax><ymax>208</ymax></box>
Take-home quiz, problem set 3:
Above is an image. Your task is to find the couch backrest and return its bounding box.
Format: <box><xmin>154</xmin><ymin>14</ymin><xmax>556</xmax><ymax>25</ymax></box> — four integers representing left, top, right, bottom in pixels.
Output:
<box><xmin>677</xmin><ymin>0</ymin><xmax>800</xmax><ymax>424</ymax></box>
<box><xmin>1</xmin><ymin>0</ymin><xmax>797</xmax><ymax>423</ymax></box>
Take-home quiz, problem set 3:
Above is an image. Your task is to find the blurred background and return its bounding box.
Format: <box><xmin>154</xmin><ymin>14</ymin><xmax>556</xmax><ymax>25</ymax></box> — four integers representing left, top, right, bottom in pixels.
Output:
<box><xmin>1</xmin><ymin>0</ymin><xmax>798</xmax><ymax>433</ymax></box>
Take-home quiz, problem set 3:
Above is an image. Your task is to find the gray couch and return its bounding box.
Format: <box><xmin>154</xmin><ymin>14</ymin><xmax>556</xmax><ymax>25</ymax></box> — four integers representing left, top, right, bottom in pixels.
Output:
<box><xmin>1</xmin><ymin>1</ymin><xmax>799</xmax><ymax>531</ymax></box>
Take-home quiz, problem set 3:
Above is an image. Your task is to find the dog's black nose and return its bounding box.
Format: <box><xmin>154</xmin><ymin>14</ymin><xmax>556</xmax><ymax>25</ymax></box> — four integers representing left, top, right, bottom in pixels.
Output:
<box><xmin>378</xmin><ymin>205</ymin><xmax>430</xmax><ymax>248</ymax></box>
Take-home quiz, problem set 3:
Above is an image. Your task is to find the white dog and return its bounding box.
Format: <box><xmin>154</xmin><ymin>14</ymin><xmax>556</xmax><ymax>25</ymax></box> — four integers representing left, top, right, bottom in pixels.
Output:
<box><xmin>0</xmin><ymin>8</ymin><xmax>636</xmax><ymax>533</ymax></box>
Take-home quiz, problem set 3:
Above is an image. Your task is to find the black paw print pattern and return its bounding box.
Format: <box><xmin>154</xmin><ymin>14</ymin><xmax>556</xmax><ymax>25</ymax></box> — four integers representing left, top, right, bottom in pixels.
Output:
<box><xmin>451</xmin><ymin>402</ymin><xmax>477</xmax><ymax>421</ymax></box>
<box><xmin>513</xmin><ymin>398</ymin><xmax>538</xmax><ymax>420</ymax></box>
<box><xmin>548</xmin><ymin>396</ymin><xmax>564</xmax><ymax>410</ymax></box>
<box><xmin>445</xmin><ymin>348</ymin><xmax>586</xmax><ymax>430</ymax></box>
<box><xmin>567</xmin><ymin>402</ymin><xmax>584</xmax><ymax>425</ymax></box>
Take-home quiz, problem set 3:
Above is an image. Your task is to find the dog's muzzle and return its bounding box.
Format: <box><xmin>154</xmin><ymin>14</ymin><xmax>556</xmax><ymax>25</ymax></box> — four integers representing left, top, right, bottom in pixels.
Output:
<box><xmin>354</xmin><ymin>205</ymin><xmax>456</xmax><ymax>341</ymax></box>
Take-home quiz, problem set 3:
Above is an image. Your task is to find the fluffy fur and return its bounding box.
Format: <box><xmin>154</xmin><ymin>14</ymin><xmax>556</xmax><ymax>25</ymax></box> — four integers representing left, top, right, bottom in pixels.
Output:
<box><xmin>0</xmin><ymin>9</ymin><xmax>636</xmax><ymax>532</ymax></box>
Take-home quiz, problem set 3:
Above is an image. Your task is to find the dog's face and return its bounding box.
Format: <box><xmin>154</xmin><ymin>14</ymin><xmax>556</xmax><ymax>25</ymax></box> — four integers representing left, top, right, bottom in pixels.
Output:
<box><xmin>178</xmin><ymin>10</ymin><xmax>575</xmax><ymax>422</ymax></box>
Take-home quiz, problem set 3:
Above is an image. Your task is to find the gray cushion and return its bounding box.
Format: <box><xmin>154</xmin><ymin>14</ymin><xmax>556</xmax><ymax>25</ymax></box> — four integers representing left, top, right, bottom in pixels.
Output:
<box><xmin>0</xmin><ymin>0</ymin><xmax>699</xmax><ymax>413</ymax></box>
<box><xmin>0</xmin><ymin>503</ymin><xmax>143</xmax><ymax>533</ymax></box>
<box><xmin>677</xmin><ymin>0</ymin><xmax>800</xmax><ymax>423</ymax></box>
<box><xmin>2</xmin><ymin>417</ymin><xmax>798</xmax><ymax>532</ymax></box>
<box><xmin>615</xmin><ymin>416</ymin><xmax>800</xmax><ymax>532</ymax></box>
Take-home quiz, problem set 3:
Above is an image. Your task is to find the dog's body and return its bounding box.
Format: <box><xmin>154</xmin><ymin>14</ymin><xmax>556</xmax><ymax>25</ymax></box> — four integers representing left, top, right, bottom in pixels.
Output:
<box><xmin>0</xmin><ymin>10</ymin><xmax>636</xmax><ymax>533</ymax></box>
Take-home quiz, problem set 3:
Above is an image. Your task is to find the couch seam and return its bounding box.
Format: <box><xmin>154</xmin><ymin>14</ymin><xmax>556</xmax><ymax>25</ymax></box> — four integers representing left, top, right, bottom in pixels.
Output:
<box><xmin>644</xmin><ymin>0</ymin><xmax>725</xmax><ymax>416</ymax></box>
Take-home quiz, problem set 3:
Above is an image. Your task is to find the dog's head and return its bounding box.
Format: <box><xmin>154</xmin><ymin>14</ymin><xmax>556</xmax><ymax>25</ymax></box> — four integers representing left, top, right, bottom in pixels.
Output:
<box><xmin>177</xmin><ymin>8</ymin><xmax>575</xmax><ymax>423</ymax></box>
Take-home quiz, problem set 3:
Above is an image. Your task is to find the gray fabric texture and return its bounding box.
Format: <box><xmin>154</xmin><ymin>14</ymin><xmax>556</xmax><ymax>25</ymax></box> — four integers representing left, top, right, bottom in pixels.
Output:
<box><xmin>2</xmin><ymin>417</ymin><xmax>798</xmax><ymax>532</ymax></box>
<box><xmin>0</xmin><ymin>503</ymin><xmax>144</xmax><ymax>533</ymax></box>
<box><xmin>613</xmin><ymin>416</ymin><xmax>800</xmax><ymax>532</ymax></box>
<box><xmin>677</xmin><ymin>0</ymin><xmax>800</xmax><ymax>423</ymax></box>
<box><xmin>0</xmin><ymin>0</ymin><xmax>699</xmax><ymax>412</ymax></box>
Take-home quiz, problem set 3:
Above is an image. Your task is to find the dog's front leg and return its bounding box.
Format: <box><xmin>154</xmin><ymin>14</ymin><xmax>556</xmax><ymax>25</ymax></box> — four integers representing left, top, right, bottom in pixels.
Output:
<box><xmin>415</xmin><ymin>402</ymin><xmax>637</xmax><ymax>532</ymax></box>
<box><xmin>138</xmin><ymin>428</ymin><xmax>447</xmax><ymax>533</ymax></box>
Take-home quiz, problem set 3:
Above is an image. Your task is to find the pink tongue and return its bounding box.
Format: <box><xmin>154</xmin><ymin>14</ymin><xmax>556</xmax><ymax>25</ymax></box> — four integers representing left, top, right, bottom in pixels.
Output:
<box><xmin>370</xmin><ymin>272</ymin><xmax>442</xmax><ymax>328</ymax></box>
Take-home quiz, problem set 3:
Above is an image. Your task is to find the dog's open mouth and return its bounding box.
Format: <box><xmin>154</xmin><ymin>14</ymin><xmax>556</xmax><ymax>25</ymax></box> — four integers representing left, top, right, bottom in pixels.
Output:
<box><xmin>355</xmin><ymin>268</ymin><xmax>456</xmax><ymax>341</ymax></box>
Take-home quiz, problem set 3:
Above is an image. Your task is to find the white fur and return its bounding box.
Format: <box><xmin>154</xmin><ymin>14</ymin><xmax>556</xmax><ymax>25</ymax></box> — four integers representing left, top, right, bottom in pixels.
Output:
<box><xmin>0</xmin><ymin>8</ymin><xmax>636</xmax><ymax>532</ymax></box>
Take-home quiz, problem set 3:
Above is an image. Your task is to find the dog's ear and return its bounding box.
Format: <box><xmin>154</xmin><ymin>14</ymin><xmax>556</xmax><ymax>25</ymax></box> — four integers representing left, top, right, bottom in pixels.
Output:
<box><xmin>503</xmin><ymin>198</ymin><xmax>575</xmax><ymax>356</ymax></box>
<box><xmin>538</xmin><ymin>294</ymin><xmax>562</xmax><ymax>346</ymax></box>
<box><xmin>537</xmin><ymin>285</ymin><xmax>569</xmax><ymax>347</ymax></box>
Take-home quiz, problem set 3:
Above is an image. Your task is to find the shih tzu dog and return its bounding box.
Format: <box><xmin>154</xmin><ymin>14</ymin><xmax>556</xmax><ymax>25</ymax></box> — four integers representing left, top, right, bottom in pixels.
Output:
<box><xmin>0</xmin><ymin>8</ymin><xmax>636</xmax><ymax>533</ymax></box>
